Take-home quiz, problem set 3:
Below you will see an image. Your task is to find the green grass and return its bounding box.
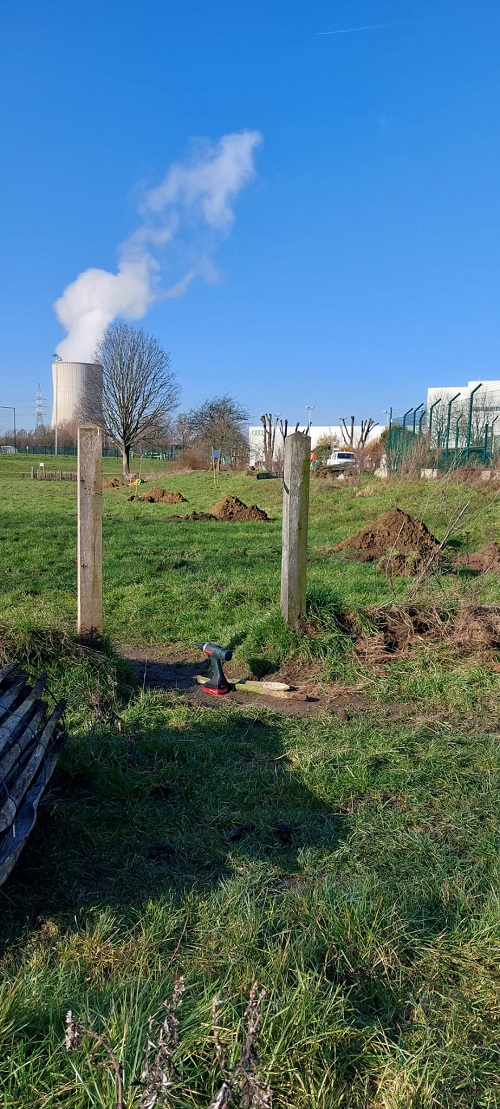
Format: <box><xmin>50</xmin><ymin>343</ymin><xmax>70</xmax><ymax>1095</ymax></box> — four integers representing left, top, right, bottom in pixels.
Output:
<box><xmin>0</xmin><ymin>456</ymin><xmax>499</xmax><ymax>1106</ymax></box>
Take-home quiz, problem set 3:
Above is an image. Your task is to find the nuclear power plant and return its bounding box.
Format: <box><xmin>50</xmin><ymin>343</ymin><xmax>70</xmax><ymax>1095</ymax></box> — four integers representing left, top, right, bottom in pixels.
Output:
<box><xmin>51</xmin><ymin>361</ymin><xmax>102</xmax><ymax>427</ymax></box>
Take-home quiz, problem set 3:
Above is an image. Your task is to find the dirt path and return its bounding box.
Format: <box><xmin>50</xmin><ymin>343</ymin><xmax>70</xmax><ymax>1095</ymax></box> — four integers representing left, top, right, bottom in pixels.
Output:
<box><xmin>120</xmin><ymin>645</ymin><xmax>370</xmax><ymax>717</ymax></box>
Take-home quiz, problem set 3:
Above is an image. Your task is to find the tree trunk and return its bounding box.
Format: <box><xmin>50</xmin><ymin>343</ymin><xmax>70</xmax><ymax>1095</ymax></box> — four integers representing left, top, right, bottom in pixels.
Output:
<box><xmin>122</xmin><ymin>446</ymin><xmax>130</xmax><ymax>479</ymax></box>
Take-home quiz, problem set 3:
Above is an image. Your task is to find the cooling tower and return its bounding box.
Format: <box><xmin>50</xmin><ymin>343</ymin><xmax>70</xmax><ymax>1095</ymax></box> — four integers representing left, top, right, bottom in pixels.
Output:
<box><xmin>51</xmin><ymin>361</ymin><xmax>102</xmax><ymax>426</ymax></box>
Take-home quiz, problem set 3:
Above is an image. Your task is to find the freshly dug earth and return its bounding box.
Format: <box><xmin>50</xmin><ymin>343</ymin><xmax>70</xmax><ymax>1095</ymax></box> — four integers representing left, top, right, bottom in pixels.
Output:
<box><xmin>354</xmin><ymin>603</ymin><xmax>500</xmax><ymax>665</ymax></box>
<box><xmin>210</xmin><ymin>495</ymin><xmax>269</xmax><ymax>521</ymax></box>
<box><xmin>138</xmin><ymin>487</ymin><xmax>187</xmax><ymax>504</ymax></box>
<box><xmin>455</xmin><ymin>542</ymin><xmax>500</xmax><ymax>573</ymax></box>
<box><xmin>334</xmin><ymin>507</ymin><xmax>440</xmax><ymax>564</ymax></box>
<box><xmin>103</xmin><ymin>477</ymin><xmax>125</xmax><ymax>488</ymax></box>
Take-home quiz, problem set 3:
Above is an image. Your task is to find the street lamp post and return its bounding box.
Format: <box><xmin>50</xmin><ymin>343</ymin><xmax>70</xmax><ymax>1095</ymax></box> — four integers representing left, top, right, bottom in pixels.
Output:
<box><xmin>305</xmin><ymin>406</ymin><xmax>314</xmax><ymax>431</ymax></box>
<box><xmin>0</xmin><ymin>406</ymin><xmax>16</xmax><ymax>451</ymax></box>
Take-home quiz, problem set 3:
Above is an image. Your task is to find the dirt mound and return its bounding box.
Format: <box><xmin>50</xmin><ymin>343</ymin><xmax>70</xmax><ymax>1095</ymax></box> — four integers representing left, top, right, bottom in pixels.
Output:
<box><xmin>138</xmin><ymin>487</ymin><xmax>187</xmax><ymax>504</ymax></box>
<box><xmin>210</xmin><ymin>495</ymin><xmax>269</xmax><ymax>521</ymax></box>
<box><xmin>334</xmin><ymin>507</ymin><xmax>439</xmax><ymax>564</ymax></box>
<box><xmin>455</xmin><ymin>542</ymin><xmax>500</xmax><ymax>573</ymax></box>
<box><xmin>103</xmin><ymin>477</ymin><xmax>125</xmax><ymax>488</ymax></box>
<box><xmin>314</xmin><ymin>465</ymin><xmax>343</xmax><ymax>479</ymax></box>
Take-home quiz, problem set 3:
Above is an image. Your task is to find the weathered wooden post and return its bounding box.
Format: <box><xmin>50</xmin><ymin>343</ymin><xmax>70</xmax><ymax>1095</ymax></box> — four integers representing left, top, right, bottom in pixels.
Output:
<box><xmin>281</xmin><ymin>431</ymin><xmax>311</xmax><ymax>629</ymax></box>
<box><xmin>77</xmin><ymin>424</ymin><xmax>103</xmax><ymax>641</ymax></box>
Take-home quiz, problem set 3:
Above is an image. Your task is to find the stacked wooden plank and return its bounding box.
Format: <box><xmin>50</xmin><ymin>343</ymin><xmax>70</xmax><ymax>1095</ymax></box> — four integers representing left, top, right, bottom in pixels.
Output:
<box><xmin>0</xmin><ymin>664</ymin><xmax>66</xmax><ymax>887</ymax></box>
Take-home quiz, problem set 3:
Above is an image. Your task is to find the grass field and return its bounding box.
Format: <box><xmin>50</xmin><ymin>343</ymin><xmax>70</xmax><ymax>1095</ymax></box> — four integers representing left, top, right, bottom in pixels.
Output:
<box><xmin>0</xmin><ymin>455</ymin><xmax>499</xmax><ymax>1107</ymax></box>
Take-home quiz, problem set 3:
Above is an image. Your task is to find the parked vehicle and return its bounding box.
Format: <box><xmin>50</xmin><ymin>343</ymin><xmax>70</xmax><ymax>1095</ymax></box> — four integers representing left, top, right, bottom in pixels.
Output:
<box><xmin>325</xmin><ymin>450</ymin><xmax>355</xmax><ymax>468</ymax></box>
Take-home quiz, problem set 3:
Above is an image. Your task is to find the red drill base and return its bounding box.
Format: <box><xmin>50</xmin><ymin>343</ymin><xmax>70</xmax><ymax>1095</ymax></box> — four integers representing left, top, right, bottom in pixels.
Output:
<box><xmin>203</xmin><ymin>685</ymin><xmax>230</xmax><ymax>696</ymax></box>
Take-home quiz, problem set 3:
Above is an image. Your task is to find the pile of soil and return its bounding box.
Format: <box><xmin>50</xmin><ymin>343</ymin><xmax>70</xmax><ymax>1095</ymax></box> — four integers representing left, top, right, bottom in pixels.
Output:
<box><xmin>334</xmin><ymin>507</ymin><xmax>440</xmax><ymax>566</ymax></box>
<box><xmin>210</xmin><ymin>495</ymin><xmax>269</xmax><ymax>521</ymax></box>
<box><xmin>455</xmin><ymin>542</ymin><xmax>500</xmax><ymax>573</ymax></box>
<box><xmin>103</xmin><ymin>477</ymin><xmax>125</xmax><ymax>488</ymax></box>
<box><xmin>138</xmin><ymin>487</ymin><xmax>187</xmax><ymax>504</ymax></box>
<box><xmin>314</xmin><ymin>465</ymin><xmax>343</xmax><ymax>479</ymax></box>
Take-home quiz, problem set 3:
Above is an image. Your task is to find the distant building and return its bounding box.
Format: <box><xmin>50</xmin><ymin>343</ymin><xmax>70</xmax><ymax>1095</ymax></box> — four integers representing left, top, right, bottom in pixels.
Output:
<box><xmin>248</xmin><ymin>424</ymin><xmax>380</xmax><ymax>464</ymax></box>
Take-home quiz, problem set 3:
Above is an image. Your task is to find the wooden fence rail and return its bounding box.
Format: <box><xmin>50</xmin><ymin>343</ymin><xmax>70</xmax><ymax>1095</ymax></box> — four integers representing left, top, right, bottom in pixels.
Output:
<box><xmin>30</xmin><ymin>469</ymin><xmax>77</xmax><ymax>481</ymax></box>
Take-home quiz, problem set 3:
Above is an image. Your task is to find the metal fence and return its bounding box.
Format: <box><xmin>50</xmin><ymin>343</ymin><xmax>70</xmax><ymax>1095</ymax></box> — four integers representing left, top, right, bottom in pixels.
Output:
<box><xmin>386</xmin><ymin>391</ymin><xmax>500</xmax><ymax>473</ymax></box>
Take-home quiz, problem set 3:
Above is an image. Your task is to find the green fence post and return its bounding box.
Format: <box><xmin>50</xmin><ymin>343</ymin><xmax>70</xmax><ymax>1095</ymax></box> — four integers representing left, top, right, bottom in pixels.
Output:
<box><xmin>490</xmin><ymin>414</ymin><xmax>499</xmax><ymax>459</ymax></box>
<box><xmin>445</xmin><ymin>393</ymin><xmax>461</xmax><ymax>461</ymax></box>
<box><xmin>402</xmin><ymin>408</ymin><xmax>413</xmax><ymax>432</ymax></box>
<box><xmin>482</xmin><ymin>423</ymin><xmax>489</xmax><ymax>465</ymax></box>
<box><xmin>454</xmin><ymin>414</ymin><xmax>463</xmax><ymax>455</ymax></box>
<box><xmin>428</xmin><ymin>398</ymin><xmax>441</xmax><ymax>443</ymax></box>
<box><xmin>412</xmin><ymin>403</ymin><xmax>424</xmax><ymax>434</ymax></box>
<box><xmin>465</xmin><ymin>383</ymin><xmax>482</xmax><ymax>461</ymax></box>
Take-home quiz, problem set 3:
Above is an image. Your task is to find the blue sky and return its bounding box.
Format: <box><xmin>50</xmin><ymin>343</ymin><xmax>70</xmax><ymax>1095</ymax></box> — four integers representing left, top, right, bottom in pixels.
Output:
<box><xmin>1</xmin><ymin>0</ymin><xmax>499</xmax><ymax>433</ymax></box>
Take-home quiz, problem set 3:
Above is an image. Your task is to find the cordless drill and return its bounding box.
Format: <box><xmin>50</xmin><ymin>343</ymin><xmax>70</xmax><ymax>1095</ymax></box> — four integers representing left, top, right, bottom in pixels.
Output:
<box><xmin>200</xmin><ymin>642</ymin><xmax>232</xmax><ymax>695</ymax></box>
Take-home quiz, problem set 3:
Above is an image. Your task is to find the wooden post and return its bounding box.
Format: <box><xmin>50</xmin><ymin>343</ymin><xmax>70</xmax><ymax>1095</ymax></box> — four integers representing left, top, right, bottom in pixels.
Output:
<box><xmin>77</xmin><ymin>425</ymin><xmax>103</xmax><ymax>641</ymax></box>
<box><xmin>281</xmin><ymin>431</ymin><xmax>311</xmax><ymax>628</ymax></box>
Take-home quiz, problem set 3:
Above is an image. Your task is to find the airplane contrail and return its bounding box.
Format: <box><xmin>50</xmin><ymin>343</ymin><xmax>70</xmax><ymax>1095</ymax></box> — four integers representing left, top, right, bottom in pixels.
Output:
<box><xmin>317</xmin><ymin>22</ymin><xmax>402</xmax><ymax>36</ymax></box>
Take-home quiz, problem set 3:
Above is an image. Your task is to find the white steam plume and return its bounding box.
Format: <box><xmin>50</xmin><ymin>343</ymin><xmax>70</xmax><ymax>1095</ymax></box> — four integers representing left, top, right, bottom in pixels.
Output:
<box><xmin>54</xmin><ymin>130</ymin><xmax>262</xmax><ymax>361</ymax></box>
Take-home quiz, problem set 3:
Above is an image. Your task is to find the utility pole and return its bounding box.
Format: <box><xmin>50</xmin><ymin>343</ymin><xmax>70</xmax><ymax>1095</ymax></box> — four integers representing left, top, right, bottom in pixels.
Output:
<box><xmin>35</xmin><ymin>384</ymin><xmax>44</xmax><ymax>428</ymax></box>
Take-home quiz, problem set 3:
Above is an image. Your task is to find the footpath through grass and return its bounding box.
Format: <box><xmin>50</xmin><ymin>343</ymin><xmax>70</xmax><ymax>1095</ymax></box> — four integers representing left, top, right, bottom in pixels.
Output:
<box><xmin>0</xmin><ymin>456</ymin><xmax>499</xmax><ymax>1106</ymax></box>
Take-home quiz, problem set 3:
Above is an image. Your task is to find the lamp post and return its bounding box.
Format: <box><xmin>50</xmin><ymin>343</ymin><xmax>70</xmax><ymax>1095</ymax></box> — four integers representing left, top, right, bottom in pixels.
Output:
<box><xmin>0</xmin><ymin>406</ymin><xmax>16</xmax><ymax>451</ymax></box>
<box><xmin>52</xmin><ymin>354</ymin><xmax>61</xmax><ymax>456</ymax></box>
<box><xmin>305</xmin><ymin>405</ymin><xmax>314</xmax><ymax>432</ymax></box>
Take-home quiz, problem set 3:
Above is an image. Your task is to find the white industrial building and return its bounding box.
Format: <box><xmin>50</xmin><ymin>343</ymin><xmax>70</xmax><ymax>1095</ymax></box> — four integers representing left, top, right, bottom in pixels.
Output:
<box><xmin>51</xmin><ymin>361</ymin><xmax>102</xmax><ymax>427</ymax></box>
<box><xmin>248</xmin><ymin>424</ymin><xmax>381</xmax><ymax>464</ymax></box>
<box><xmin>426</xmin><ymin>379</ymin><xmax>500</xmax><ymax>445</ymax></box>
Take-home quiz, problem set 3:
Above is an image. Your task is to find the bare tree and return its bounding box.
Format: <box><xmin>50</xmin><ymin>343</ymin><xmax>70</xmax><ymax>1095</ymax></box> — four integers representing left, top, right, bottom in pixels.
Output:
<box><xmin>83</xmin><ymin>322</ymin><xmax>180</xmax><ymax>478</ymax></box>
<box><xmin>339</xmin><ymin>416</ymin><xmax>378</xmax><ymax>449</ymax></box>
<box><xmin>339</xmin><ymin>416</ymin><xmax>355</xmax><ymax>448</ymax></box>
<box><xmin>259</xmin><ymin>414</ymin><xmax>298</xmax><ymax>472</ymax></box>
<box><xmin>259</xmin><ymin>413</ymin><xmax>278</xmax><ymax>471</ymax></box>
<box><xmin>189</xmin><ymin>395</ymin><xmax>249</xmax><ymax>464</ymax></box>
<box><xmin>171</xmin><ymin>412</ymin><xmax>193</xmax><ymax>451</ymax></box>
<box><xmin>358</xmin><ymin>418</ymin><xmax>378</xmax><ymax>447</ymax></box>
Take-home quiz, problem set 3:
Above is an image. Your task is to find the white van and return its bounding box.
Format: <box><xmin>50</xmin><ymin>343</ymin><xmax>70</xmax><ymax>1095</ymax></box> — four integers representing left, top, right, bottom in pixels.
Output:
<box><xmin>325</xmin><ymin>450</ymin><xmax>355</xmax><ymax>468</ymax></box>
